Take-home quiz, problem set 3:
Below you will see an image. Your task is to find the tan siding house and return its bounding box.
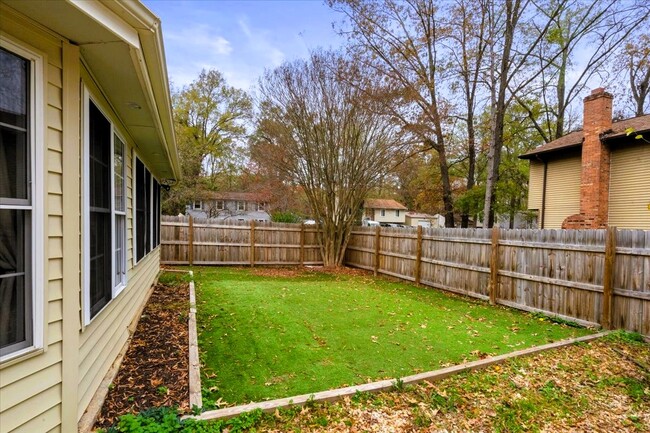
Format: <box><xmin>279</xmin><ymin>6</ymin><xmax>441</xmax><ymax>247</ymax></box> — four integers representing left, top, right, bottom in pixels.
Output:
<box><xmin>0</xmin><ymin>1</ymin><xmax>179</xmax><ymax>432</ymax></box>
<box><xmin>363</xmin><ymin>199</ymin><xmax>408</xmax><ymax>224</ymax></box>
<box><xmin>521</xmin><ymin>88</ymin><xmax>650</xmax><ymax>229</ymax></box>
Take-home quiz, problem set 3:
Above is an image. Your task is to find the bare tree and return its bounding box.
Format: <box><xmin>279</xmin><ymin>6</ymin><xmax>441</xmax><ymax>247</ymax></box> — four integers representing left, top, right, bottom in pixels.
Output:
<box><xmin>445</xmin><ymin>0</ymin><xmax>489</xmax><ymax>227</ymax></box>
<box><xmin>482</xmin><ymin>0</ymin><xmax>569</xmax><ymax>228</ymax></box>
<box><xmin>621</xmin><ymin>32</ymin><xmax>650</xmax><ymax>116</ymax></box>
<box><xmin>331</xmin><ymin>0</ymin><xmax>459</xmax><ymax>227</ymax></box>
<box><xmin>516</xmin><ymin>0</ymin><xmax>650</xmax><ymax>142</ymax></box>
<box><xmin>255</xmin><ymin>52</ymin><xmax>403</xmax><ymax>267</ymax></box>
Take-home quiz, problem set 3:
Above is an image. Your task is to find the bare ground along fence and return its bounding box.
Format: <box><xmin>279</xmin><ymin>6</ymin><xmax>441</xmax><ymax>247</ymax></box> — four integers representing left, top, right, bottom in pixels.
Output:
<box><xmin>161</xmin><ymin>215</ymin><xmax>649</xmax><ymax>337</ymax></box>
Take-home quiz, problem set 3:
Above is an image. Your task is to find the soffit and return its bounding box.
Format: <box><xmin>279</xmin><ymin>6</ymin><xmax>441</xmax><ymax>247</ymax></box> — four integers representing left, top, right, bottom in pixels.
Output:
<box><xmin>3</xmin><ymin>0</ymin><xmax>177</xmax><ymax>182</ymax></box>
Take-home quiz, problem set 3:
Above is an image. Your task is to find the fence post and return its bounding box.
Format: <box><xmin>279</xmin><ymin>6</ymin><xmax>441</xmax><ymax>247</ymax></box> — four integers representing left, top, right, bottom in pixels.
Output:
<box><xmin>602</xmin><ymin>226</ymin><xmax>617</xmax><ymax>330</ymax></box>
<box><xmin>489</xmin><ymin>226</ymin><xmax>500</xmax><ymax>305</ymax></box>
<box><xmin>300</xmin><ymin>223</ymin><xmax>305</xmax><ymax>266</ymax></box>
<box><xmin>188</xmin><ymin>215</ymin><xmax>194</xmax><ymax>266</ymax></box>
<box><xmin>374</xmin><ymin>226</ymin><xmax>381</xmax><ymax>276</ymax></box>
<box><xmin>250</xmin><ymin>220</ymin><xmax>256</xmax><ymax>267</ymax></box>
<box><xmin>415</xmin><ymin>225</ymin><xmax>423</xmax><ymax>285</ymax></box>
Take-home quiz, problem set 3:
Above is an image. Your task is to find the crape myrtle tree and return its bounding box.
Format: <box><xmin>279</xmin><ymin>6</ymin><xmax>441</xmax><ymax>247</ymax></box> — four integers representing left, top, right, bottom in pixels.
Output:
<box><xmin>254</xmin><ymin>51</ymin><xmax>404</xmax><ymax>267</ymax></box>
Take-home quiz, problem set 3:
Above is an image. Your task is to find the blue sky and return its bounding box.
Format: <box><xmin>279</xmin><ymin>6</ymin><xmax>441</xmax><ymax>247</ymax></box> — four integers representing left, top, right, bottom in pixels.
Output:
<box><xmin>145</xmin><ymin>1</ymin><xmax>347</xmax><ymax>92</ymax></box>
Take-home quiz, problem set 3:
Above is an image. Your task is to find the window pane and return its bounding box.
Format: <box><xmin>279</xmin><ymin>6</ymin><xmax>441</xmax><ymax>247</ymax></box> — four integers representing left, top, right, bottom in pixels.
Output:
<box><xmin>136</xmin><ymin>159</ymin><xmax>146</xmax><ymax>261</ymax></box>
<box><xmin>0</xmin><ymin>47</ymin><xmax>29</xmax><ymax>202</ymax></box>
<box><xmin>90</xmin><ymin>210</ymin><xmax>111</xmax><ymax>316</ymax></box>
<box><xmin>114</xmin><ymin>214</ymin><xmax>126</xmax><ymax>287</ymax></box>
<box><xmin>0</xmin><ymin>47</ymin><xmax>29</xmax><ymax>129</ymax></box>
<box><xmin>114</xmin><ymin>135</ymin><xmax>125</xmax><ymax>212</ymax></box>
<box><xmin>145</xmin><ymin>169</ymin><xmax>151</xmax><ymax>253</ymax></box>
<box><xmin>0</xmin><ymin>209</ymin><xmax>31</xmax><ymax>353</ymax></box>
<box><xmin>89</xmin><ymin>101</ymin><xmax>112</xmax><ymax>318</ymax></box>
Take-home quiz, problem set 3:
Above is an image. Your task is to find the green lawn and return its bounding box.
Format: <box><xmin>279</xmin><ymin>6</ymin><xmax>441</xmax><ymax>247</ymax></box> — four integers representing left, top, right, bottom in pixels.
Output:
<box><xmin>192</xmin><ymin>267</ymin><xmax>593</xmax><ymax>405</ymax></box>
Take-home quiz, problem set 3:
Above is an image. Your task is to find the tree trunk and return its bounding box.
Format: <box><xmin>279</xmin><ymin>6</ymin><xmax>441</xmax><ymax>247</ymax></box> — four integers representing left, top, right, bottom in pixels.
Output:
<box><xmin>483</xmin><ymin>0</ymin><xmax>516</xmax><ymax>229</ymax></box>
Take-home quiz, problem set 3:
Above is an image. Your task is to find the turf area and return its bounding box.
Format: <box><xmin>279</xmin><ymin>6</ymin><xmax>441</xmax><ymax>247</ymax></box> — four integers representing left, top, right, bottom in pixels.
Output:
<box><xmin>192</xmin><ymin>266</ymin><xmax>593</xmax><ymax>405</ymax></box>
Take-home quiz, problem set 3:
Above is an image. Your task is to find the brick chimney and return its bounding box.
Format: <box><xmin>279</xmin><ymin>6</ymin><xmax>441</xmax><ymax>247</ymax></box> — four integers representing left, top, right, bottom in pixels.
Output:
<box><xmin>563</xmin><ymin>88</ymin><xmax>613</xmax><ymax>229</ymax></box>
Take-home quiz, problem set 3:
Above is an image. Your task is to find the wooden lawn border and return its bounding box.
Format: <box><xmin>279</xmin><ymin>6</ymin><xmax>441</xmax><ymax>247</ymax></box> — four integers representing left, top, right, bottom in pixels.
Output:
<box><xmin>188</xmin><ymin>273</ymin><xmax>203</xmax><ymax>409</ymax></box>
<box><xmin>191</xmin><ymin>331</ymin><xmax>611</xmax><ymax>422</ymax></box>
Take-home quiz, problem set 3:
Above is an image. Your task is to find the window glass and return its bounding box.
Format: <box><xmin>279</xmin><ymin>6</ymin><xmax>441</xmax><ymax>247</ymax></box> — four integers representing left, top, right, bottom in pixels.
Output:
<box><xmin>114</xmin><ymin>135</ymin><xmax>125</xmax><ymax>212</ymax></box>
<box><xmin>0</xmin><ymin>47</ymin><xmax>32</xmax><ymax>356</ymax></box>
<box><xmin>114</xmin><ymin>134</ymin><xmax>126</xmax><ymax>288</ymax></box>
<box><xmin>0</xmin><ymin>48</ymin><xmax>29</xmax><ymax>202</ymax></box>
<box><xmin>136</xmin><ymin>158</ymin><xmax>147</xmax><ymax>262</ymax></box>
<box><xmin>88</xmin><ymin>101</ymin><xmax>112</xmax><ymax>317</ymax></box>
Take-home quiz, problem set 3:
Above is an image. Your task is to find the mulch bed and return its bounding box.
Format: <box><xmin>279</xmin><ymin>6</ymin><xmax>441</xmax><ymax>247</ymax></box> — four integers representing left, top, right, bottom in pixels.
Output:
<box><xmin>94</xmin><ymin>281</ymin><xmax>190</xmax><ymax>429</ymax></box>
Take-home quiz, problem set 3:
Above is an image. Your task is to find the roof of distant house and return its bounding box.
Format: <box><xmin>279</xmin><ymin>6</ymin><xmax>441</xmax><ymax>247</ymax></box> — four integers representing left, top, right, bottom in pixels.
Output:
<box><xmin>205</xmin><ymin>192</ymin><xmax>271</xmax><ymax>202</ymax></box>
<box><xmin>520</xmin><ymin>113</ymin><xmax>650</xmax><ymax>160</ymax></box>
<box><xmin>364</xmin><ymin>199</ymin><xmax>408</xmax><ymax>210</ymax></box>
<box><xmin>405</xmin><ymin>211</ymin><xmax>437</xmax><ymax>218</ymax></box>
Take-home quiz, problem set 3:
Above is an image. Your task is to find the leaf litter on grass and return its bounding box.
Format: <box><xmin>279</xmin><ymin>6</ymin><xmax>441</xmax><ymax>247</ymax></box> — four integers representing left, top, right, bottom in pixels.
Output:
<box><xmin>256</xmin><ymin>333</ymin><xmax>650</xmax><ymax>433</ymax></box>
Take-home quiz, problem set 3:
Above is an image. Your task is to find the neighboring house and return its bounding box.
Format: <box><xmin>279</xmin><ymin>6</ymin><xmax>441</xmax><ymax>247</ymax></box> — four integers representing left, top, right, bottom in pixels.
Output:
<box><xmin>363</xmin><ymin>199</ymin><xmax>408</xmax><ymax>225</ymax></box>
<box><xmin>520</xmin><ymin>88</ymin><xmax>650</xmax><ymax>229</ymax></box>
<box><xmin>0</xmin><ymin>2</ymin><xmax>180</xmax><ymax>432</ymax></box>
<box><xmin>405</xmin><ymin>212</ymin><xmax>445</xmax><ymax>228</ymax></box>
<box><xmin>188</xmin><ymin>192</ymin><xmax>271</xmax><ymax>222</ymax></box>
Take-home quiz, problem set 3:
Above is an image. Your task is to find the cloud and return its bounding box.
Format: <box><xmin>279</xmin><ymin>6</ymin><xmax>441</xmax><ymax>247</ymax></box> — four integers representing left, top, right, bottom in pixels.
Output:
<box><xmin>238</xmin><ymin>18</ymin><xmax>285</xmax><ymax>67</ymax></box>
<box><xmin>166</xmin><ymin>25</ymin><xmax>233</xmax><ymax>56</ymax></box>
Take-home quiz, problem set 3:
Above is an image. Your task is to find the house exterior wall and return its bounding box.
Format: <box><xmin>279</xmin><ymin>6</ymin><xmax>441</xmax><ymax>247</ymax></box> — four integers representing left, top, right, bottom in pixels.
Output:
<box><xmin>0</xmin><ymin>8</ymin><xmax>163</xmax><ymax>432</ymax></box>
<box><xmin>0</xmin><ymin>8</ymin><xmax>66</xmax><ymax>432</ymax></box>
<box><xmin>609</xmin><ymin>144</ymin><xmax>650</xmax><ymax>229</ymax></box>
<box><xmin>527</xmin><ymin>160</ymin><xmax>544</xmax><ymax>211</ymax></box>
<box><xmin>199</xmin><ymin>200</ymin><xmax>270</xmax><ymax>221</ymax></box>
<box><xmin>371</xmin><ymin>209</ymin><xmax>407</xmax><ymax>224</ymax></box>
<box><xmin>543</xmin><ymin>156</ymin><xmax>582</xmax><ymax>229</ymax></box>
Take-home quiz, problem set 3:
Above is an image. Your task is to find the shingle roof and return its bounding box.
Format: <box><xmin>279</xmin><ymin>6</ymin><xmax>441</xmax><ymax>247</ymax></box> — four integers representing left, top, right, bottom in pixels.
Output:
<box><xmin>405</xmin><ymin>212</ymin><xmax>436</xmax><ymax>218</ymax></box>
<box><xmin>364</xmin><ymin>199</ymin><xmax>408</xmax><ymax>210</ymax></box>
<box><xmin>520</xmin><ymin>114</ymin><xmax>650</xmax><ymax>159</ymax></box>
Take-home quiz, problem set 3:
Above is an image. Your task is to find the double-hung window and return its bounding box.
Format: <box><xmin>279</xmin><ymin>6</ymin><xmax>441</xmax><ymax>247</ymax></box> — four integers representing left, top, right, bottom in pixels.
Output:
<box><xmin>134</xmin><ymin>157</ymin><xmax>161</xmax><ymax>264</ymax></box>
<box><xmin>84</xmin><ymin>96</ymin><xmax>128</xmax><ymax>323</ymax></box>
<box><xmin>0</xmin><ymin>42</ymin><xmax>43</xmax><ymax>359</ymax></box>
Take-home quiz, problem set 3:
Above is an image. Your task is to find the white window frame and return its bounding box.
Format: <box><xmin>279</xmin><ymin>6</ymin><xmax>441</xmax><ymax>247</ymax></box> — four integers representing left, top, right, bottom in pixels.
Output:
<box><xmin>396</xmin><ymin>210</ymin><xmax>400</xmax><ymax>217</ymax></box>
<box><xmin>237</xmin><ymin>201</ymin><xmax>245</xmax><ymax>211</ymax></box>
<box><xmin>113</xmin><ymin>133</ymin><xmax>127</xmax><ymax>294</ymax></box>
<box><xmin>193</xmin><ymin>200</ymin><xmax>202</xmax><ymax>210</ymax></box>
<box><xmin>380</xmin><ymin>209</ymin><xmax>385</xmax><ymax>217</ymax></box>
<box><xmin>216</xmin><ymin>200</ymin><xmax>224</xmax><ymax>210</ymax></box>
<box><xmin>82</xmin><ymin>89</ymin><xmax>129</xmax><ymax>324</ymax></box>
<box><xmin>0</xmin><ymin>38</ymin><xmax>45</xmax><ymax>362</ymax></box>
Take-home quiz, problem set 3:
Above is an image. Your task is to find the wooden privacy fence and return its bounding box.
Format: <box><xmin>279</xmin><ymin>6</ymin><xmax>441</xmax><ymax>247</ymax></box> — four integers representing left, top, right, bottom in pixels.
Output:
<box><xmin>161</xmin><ymin>216</ymin><xmax>649</xmax><ymax>337</ymax></box>
<box><xmin>345</xmin><ymin>226</ymin><xmax>650</xmax><ymax>337</ymax></box>
<box><xmin>161</xmin><ymin>215</ymin><xmax>323</xmax><ymax>266</ymax></box>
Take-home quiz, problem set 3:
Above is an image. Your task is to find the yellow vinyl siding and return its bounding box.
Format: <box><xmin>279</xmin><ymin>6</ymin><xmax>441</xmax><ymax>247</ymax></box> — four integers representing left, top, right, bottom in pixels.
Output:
<box><xmin>609</xmin><ymin>143</ymin><xmax>650</xmax><ymax>229</ymax></box>
<box><xmin>543</xmin><ymin>155</ymin><xmax>581</xmax><ymax>228</ymax></box>
<box><xmin>527</xmin><ymin>161</ymin><xmax>544</xmax><ymax>210</ymax></box>
<box><xmin>0</xmin><ymin>6</ymin><xmax>65</xmax><ymax>432</ymax></box>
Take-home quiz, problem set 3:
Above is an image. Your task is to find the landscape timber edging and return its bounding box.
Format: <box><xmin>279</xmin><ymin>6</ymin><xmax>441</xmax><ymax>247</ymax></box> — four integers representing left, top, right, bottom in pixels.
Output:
<box><xmin>188</xmin><ymin>271</ymin><xmax>203</xmax><ymax>409</ymax></box>
<box><xmin>191</xmin><ymin>330</ymin><xmax>611</xmax><ymax>422</ymax></box>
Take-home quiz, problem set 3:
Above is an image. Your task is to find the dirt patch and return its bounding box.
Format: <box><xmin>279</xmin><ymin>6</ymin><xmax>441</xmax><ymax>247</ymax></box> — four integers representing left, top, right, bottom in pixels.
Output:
<box><xmin>94</xmin><ymin>281</ymin><xmax>190</xmax><ymax>429</ymax></box>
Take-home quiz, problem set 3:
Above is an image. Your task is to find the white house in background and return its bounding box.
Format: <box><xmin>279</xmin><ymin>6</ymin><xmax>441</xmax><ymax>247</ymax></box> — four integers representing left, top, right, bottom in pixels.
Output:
<box><xmin>405</xmin><ymin>212</ymin><xmax>446</xmax><ymax>228</ymax></box>
<box><xmin>363</xmin><ymin>199</ymin><xmax>408</xmax><ymax>225</ymax></box>
<box><xmin>188</xmin><ymin>192</ymin><xmax>271</xmax><ymax>222</ymax></box>
<box><xmin>0</xmin><ymin>1</ymin><xmax>180</xmax><ymax>431</ymax></box>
